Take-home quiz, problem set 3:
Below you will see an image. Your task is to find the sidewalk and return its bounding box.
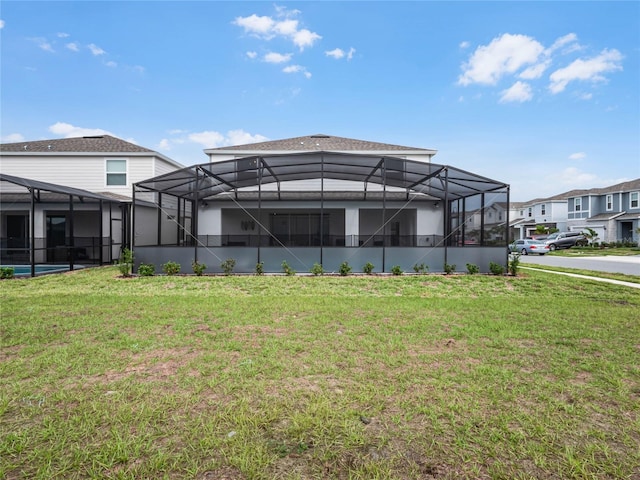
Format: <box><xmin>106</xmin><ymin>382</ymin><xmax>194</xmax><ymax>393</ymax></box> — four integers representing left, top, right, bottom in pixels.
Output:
<box><xmin>520</xmin><ymin>266</ymin><xmax>640</xmax><ymax>289</ymax></box>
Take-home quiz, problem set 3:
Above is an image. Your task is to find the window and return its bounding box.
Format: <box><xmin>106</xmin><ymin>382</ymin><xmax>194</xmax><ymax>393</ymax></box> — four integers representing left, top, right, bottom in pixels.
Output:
<box><xmin>106</xmin><ymin>159</ymin><xmax>127</xmax><ymax>186</ymax></box>
<box><xmin>528</xmin><ymin>207</ymin><xmax>532</xmax><ymax>217</ymax></box>
<box><xmin>606</xmin><ymin>194</ymin><xmax>613</xmax><ymax>211</ymax></box>
<box><xmin>541</xmin><ymin>204</ymin><xmax>546</xmax><ymax>215</ymax></box>
<box><xmin>574</xmin><ymin>198</ymin><xmax>581</xmax><ymax>212</ymax></box>
<box><xmin>631</xmin><ymin>192</ymin><xmax>639</xmax><ymax>209</ymax></box>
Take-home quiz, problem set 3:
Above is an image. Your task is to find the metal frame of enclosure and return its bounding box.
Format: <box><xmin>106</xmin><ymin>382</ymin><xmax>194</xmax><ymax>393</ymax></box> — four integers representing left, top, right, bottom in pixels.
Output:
<box><xmin>133</xmin><ymin>152</ymin><xmax>510</xmax><ymax>273</ymax></box>
<box><xmin>0</xmin><ymin>173</ymin><xmax>125</xmax><ymax>276</ymax></box>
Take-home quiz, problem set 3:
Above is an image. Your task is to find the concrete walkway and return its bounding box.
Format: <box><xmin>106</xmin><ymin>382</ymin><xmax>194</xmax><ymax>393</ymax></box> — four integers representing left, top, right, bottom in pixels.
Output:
<box><xmin>520</xmin><ymin>266</ymin><xmax>640</xmax><ymax>289</ymax></box>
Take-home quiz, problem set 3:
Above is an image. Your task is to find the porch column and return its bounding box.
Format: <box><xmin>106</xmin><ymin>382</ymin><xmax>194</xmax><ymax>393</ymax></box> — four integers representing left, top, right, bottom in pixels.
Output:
<box><xmin>68</xmin><ymin>194</ymin><xmax>74</xmax><ymax>271</ymax></box>
<box><xmin>345</xmin><ymin>207</ymin><xmax>359</xmax><ymax>247</ymax></box>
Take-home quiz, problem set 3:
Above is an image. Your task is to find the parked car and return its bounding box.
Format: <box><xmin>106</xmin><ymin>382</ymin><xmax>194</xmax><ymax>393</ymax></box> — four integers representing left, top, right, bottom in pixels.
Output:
<box><xmin>509</xmin><ymin>239</ymin><xmax>550</xmax><ymax>255</ymax></box>
<box><xmin>544</xmin><ymin>232</ymin><xmax>587</xmax><ymax>251</ymax></box>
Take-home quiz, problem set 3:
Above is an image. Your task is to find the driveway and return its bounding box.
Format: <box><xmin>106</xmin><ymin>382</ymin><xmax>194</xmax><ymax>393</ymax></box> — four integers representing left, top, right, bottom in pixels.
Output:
<box><xmin>519</xmin><ymin>254</ymin><xmax>640</xmax><ymax>276</ymax></box>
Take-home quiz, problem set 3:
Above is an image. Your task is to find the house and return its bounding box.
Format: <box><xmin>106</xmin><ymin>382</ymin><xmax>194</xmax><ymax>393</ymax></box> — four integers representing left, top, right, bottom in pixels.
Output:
<box><xmin>133</xmin><ymin>134</ymin><xmax>510</xmax><ymax>273</ymax></box>
<box><xmin>0</xmin><ymin>135</ymin><xmax>184</xmax><ymax>272</ymax></box>
<box><xmin>565</xmin><ymin>179</ymin><xmax>640</xmax><ymax>244</ymax></box>
<box><xmin>509</xmin><ymin>194</ymin><xmax>571</xmax><ymax>239</ymax></box>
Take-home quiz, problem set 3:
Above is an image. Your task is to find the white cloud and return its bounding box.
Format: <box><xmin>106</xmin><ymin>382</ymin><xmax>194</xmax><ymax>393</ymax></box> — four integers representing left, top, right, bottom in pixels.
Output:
<box><xmin>233</xmin><ymin>7</ymin><xmax>321</xmax><ymax>51</ymax></box>
<box><xmin>168</xmin><ymin>129</ymin><xmax>187</xmax><ymax>135</ymax></box>
<box><xmin>325</xmin><ymin>48</ymin><xmax>345</xmax><ymax>59</ymax></box>
<box><xmin>264</xmin><ymin>52</ymin><xmax>292</xmax><ymax>64</ymax></box>
<box><xmin>458</xmin><ymin>33</ymin><xmax>544</xmax><ymax>86</ymax></box>
<box><xmin>459</xmin><ymin>41</ymin><xmax>470</xmax><ymax>49</ymax></box>
<box><xmin>0</xmin><ymin>19</ymin><xmax>5</xmax><ymax>29</ymax></box>
<box><xmin>48</xmin><ymin>122</ymin><xmax>113</xmax><ymax>138</ymax></box>
<box><xmin>31</xmin><ymin>37</ymin><xmax>55</xmax><ymax>53</ymax></box>
<box><xmin>246</xmin><ymin>51</ymin><xmax>258</xmax><ymax>59</ymax></box>
<box><xmin>519</xmin><ymin>60</ymin><xmax>551</xmax><ymax>80</ymax></box>
<box><xmin>549</xmin><ymin>167</ymin><xmax>599</xmax><ymax>186</ymax></box>
<box><xmin>187</xmin><ymin>129</ymin><xmax>268</xmax><ymax>148</ymax></box>
<box><xmin>549</xmin><ymin>48</ymin><xmax>623</xmax><ymax>94</ymax></box>
<box><xmin>57</xmin><ymin>32</ymin><xmax>70</xmax><ymax>38</ymax></box>
<box><xmin>546</xmin><ymin>33</ymin><xmax>579</xmax><ymax>55</ymax></box>
<box><xmin>233</xmin><ymin>14</ymin><xmax>275</xmax><ymax>38</ymax></box>
<box><xmin>158</xmin><ymin>139</ymin><xmax>171</xmax><ymax>150</ymax></box>
<box><xmin>283</xmin><ymin>64</ymin><xmax>311</xmax><ymax>78</ymax></box>
<box><xmin>1</xmin><ymin>133</ymin><xmax>25</xmax><ymax>143</ymax></box>
<box><xmin>569</xmin><ymin>152</ymin><xmax>586</xmax><ymax>160</ymax></box>
<box><xmin>499</xmin><ymin>81</ymin><xmax>533</xmax><ymax>103</ymax></box>
<box><xmin>579</xmin><ymin>92</ymin><xmax>593</xmax><ymax>100</ymax></box>
<box><xmin>291</xmin><ymin>29</ymin><xmax>321</xmax><ymax>51</ymax></box>
<box><xmin>66</xmin><ymin>42</ymin><xmax>79</xmax><ymax>52</ymax></box>
<box><xmin>88</xmin><ymin>43</ymin><xmax>106</xmax><ymax>56</ymax></box>
<box><xmin>326</xmin><ymin>47</ymin><xmax>356</xmax><ymax>60</ymax></box>
<box><xmin>188</xmin><ymin>131</ymin><xmax>225</xmax><ymax>147</ymax></box>
<box><xmin>105</xmin><ymin>61</ymin><xmax>117</xmax><ymax>68</ymax></box>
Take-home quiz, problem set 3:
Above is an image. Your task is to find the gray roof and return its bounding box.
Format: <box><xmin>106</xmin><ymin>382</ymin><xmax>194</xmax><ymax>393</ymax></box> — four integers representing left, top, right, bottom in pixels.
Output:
<box><xmin>587</xmin><ymin>212</ymin><xmax>624</xmax><ymax>221</ymax></box>
<box><xmin>523</xmin><ymin>178</ymin><xmax>640</xmax><ymax>205</ymax></box>
<box><xmin>206</xmin><ymin>134</ymin><xmax>436</xmax><ymax>153</ymax></box>
<box><xmin>0</xmin><ymin>135</ymin><xmax>154</xmax><ymax>153</ymax></box>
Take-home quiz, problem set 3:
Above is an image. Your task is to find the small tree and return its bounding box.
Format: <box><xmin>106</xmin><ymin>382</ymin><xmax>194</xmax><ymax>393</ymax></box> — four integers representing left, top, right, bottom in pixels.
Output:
<box><xmin>281</xmin><ymin>260</ymin><xmax>295</xmax><ymax>276</ymax></box>
<box><xmin>363</xmin><ymin>262</ymin><xmax>375</xmax><ymax>275</ymax></box>
<box><xmin>509</xmin><ymin>253</ymin><xmax>521</xmax><ymax>276</ymax></box>
<box><xmin>255</xmin><ymin>262</ymin><xmax>264</xmax><ymax>275</ymax></box>
<box><xmin>339</xmin><ymin>261</ymin><xmax>352</xmax><ymax>276</ymax></box>
<box><xmin>118</xmin><ymin>248</ymin><xmax>134</xmax><ymax>277</ymax></box>
<box><xmin>192</xmin><ymin>260</ymin><xmax>206</xmax><ymax>276</ymax></box>
<box><xmin>220</xmin><ymin>258</ymin><xmax>236</xmax><ymax>276</ymax></box>
<box><xmin>310</xmin><ymin>263</ymin><xmax>324</xmax><ymax>276</ymax></box>
<box><xmin>582</xmin><ymin>227</ymin><xmax>599</xmax><ymax>246</ymax></box>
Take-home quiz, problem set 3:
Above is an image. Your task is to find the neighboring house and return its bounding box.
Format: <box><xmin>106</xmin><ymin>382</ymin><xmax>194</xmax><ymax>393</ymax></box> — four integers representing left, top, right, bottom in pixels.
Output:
<box><xmin>566</xmin><ymin>179</ymin><xmax>640</xmax><ymax>244</ymax></box>
<box><xmin>0</xmin><ymin>135</ymin><xmax>184</xmax><ymax>270</ymax></box>
<box><xmin>510</xmin><ymin>195</ymin><xmax>571</xmax><ymax>239</ymax></box>
<box><xmin>133</xmin><ymin>134</ymin><xmax>510</xmax><ymax>273</ymax></box>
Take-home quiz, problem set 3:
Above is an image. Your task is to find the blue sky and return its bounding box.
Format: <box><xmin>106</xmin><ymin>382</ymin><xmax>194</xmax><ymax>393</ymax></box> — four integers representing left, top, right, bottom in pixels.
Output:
<box><xmin>1</xmin><ymin>1</ymin><xmax>638</xmax><ymax>201</ymax></box>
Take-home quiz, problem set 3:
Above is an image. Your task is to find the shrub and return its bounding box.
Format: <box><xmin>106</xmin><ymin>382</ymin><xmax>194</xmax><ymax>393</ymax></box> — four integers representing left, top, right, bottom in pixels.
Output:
<box><xmin>192</xmin><ymin>260</ymin><xmax>206</xmax><ymax>276</ymax></box>
<box><xmin>413</xmin><ymin>263</ymin><xmax>428</xmax><ymax>274</ymax></box>
<box><xmin>162</xmin><ymin>261</ymin><xmax>181</xmax><ymax>276</ymax></box>
<box><xmin>255</xmin><ymin>262</ymin><xmax>264</xmax><ymax>276</ymax></box>
<box><xmin>509</xmin><ymin>253</ymin><xmax>521</xmax><ymax>276</ymax></box>
<box><xmin>339</xmin><ymin>261</ymin><xmax>352</xmax><ymax>276</ymax></box>
<box><xmin>221</xmin><ymin>258</ymin><xmax>236</xmax><ymax>276</ymax></box>
<box><xmin>1</xmin><ymin>267</ymin><xmax>15</xmax><ymax>279</ymax></box>
<box><xmin>391</xmin><ymin>265</ymin><xmax>403</xmax><ymax>275</ymax></box>
<box><xmin>117</xmin><ymin>248</ymin><xmax>134</xmax><ymax>277</ymax></box>
<box><xmin>281</xmin><ymin>260</ymin><xmax>295</xmax><ymax>276</ymax></box>
<box><xmin>310</xmin><ymin>263</ymin><xmax>324</xmax><ymax>276</ymax></box>
<box><xmin>466</xmin><ymin>263</ymin><xmax>479</xmax><ymax>275</ymax></box>
<box><xmin>137</xmin><ymin>263</ymin><xmax>155</xmax><ymax>276</ymax></box>
<box><xmin>489</xmin><ymin>261</ymin><xmax>505</xmax><ymax>276</ymax></box>
<box><xmin>363</xmin><ymin>262</ymin><xmax>375</xmax><ymax>275</ymax></box>
<box><xmin>443</xmin><ymin>263</ymin><xmax>456</xmax><ymax>275</ymax></box>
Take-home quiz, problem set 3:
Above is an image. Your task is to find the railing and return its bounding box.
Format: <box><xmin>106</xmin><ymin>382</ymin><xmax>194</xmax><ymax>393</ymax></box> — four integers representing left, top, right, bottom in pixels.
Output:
<box><xmin>0</xmin><ymin>237</ymin><xmax>121</xmax><ymax>265</ymax></box>
<box><xmin>178</xmin><ymin>234</ymin><xmax>448</xmax><ymax>248</ymax></box>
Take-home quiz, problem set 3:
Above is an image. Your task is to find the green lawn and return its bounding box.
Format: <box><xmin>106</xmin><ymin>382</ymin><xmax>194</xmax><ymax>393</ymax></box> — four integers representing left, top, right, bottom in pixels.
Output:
<box><xmin>1</xmin><ymin>267</ymin><xmax>639</xmax><ymax>479</ymax></box>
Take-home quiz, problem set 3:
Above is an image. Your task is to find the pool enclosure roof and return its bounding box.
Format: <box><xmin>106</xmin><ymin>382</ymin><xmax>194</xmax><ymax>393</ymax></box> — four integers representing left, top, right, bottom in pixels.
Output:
<box><xmin>134</xmin><ymin>152</ymin><xmax>508</xmax><ymax>202</ymax></box>
<box><xmin>0</xmin><ymin>173</ymin><xmax>122</xmax><ymax>203</ymax></box>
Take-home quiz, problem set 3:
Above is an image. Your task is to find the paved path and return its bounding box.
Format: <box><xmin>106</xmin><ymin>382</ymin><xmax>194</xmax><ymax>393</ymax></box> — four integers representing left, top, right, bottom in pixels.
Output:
<box><xmin>519</xmin><ymin>266</ymin><xmax>640</xmax><ymax>289</ymax></box>
<box><xmin>519</xmin><ymin>254</ymin><xmax>640</xmax><ymax>276</ymax></box>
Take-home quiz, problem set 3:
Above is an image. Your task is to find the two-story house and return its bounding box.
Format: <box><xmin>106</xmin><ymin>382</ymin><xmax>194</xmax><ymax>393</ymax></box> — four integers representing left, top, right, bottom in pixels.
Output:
<box><xmin>0</xmin><ymin>135</ymin><xmax>184</xmax><ymax>270</ymax></box>
<box><xmin>566</xmin><ymin>179</ymin><xmax>640</xmax><ymax>244</ymax></box>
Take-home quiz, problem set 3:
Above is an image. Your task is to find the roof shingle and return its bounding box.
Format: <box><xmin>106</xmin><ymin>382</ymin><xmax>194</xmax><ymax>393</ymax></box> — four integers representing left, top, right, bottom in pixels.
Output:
<box><xmin>0</xmin><ymin>135</ymin><xmax>154</xmax><ymax>153</ymax></box>
<box><xmin>206</xmin><ymin>134</ymin><xmax>436</xmax><ymax>153</ymax></box>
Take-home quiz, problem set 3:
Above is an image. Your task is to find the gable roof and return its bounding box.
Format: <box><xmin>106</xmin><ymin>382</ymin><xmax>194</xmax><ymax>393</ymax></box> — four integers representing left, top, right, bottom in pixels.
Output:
<box><xmin>205</xmin><ymin>134</ymin><xmax>437</xmax><ymax>154</ymax></box>
<box><xmin>0</xmin><ymin>135</ymin><xmax>154</xmax><ymax>153</ymax></box>
<box><xmin>519</xmin><ymin>178</ymin><xmax>640</xmax><ymax>206</ymax></box>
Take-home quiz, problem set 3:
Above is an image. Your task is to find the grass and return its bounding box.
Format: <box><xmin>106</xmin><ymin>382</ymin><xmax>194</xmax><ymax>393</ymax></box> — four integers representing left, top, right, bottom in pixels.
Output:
<box><xmin>1</xmin><ymin>266</ymin><xmax>639</xmax><ymax>479</ymax></box>
<box><xmin>550</xmin><ymin>246</ymin><xmax>640</xmax><ymax>257</ymax></box>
